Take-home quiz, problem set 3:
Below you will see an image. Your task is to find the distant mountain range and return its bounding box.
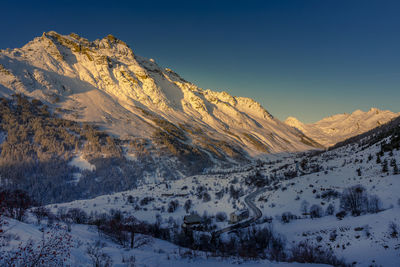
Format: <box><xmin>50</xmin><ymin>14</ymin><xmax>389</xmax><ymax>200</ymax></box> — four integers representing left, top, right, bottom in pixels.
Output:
<box><xmin>285</xmin><ymin>108</ymin><xmax>399</xmax><ymax>147</ymax></box>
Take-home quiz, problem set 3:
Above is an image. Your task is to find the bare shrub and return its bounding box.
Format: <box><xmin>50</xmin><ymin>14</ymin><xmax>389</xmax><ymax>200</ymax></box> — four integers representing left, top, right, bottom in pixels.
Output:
<box><xmin>32</xmin><ymin>206</ymin><xmax>51</xmax><ymax>224</ymax></box>
<box><xmin>121</xmin><ymin>255</ymin><xmax>136</xmax><ymax>267</ymax></box>
<box><xmin>281</xmin><ymin>212</ymin><xmax>296</xmax><ymax>223</ymax></box>
<box><xmin>140</xmin><ymin>197</ymin><xmax>154</xmax><ymax>206</ymax></box>
<box><xmin>86</xmin><ymin>240</ymin><xmax>113</xmax><ymax>267</ymax></box>
<box><xmin>300</xmin><ymin>200</ymin><xmax>309</xmax><ymax>215</ymax></box>
<box><xmin>202</xmin><ymin>192</ymin><xmax>211</xmax><ymax>202</ymax></box>
<box><xmin>168</xmin><ymin>200</ymin><xmax>179</xmax><ymax>213</ymax></box>
<box><xmin>335</xmin><ymin>210</ymin><xmax>347</xmax><ymax>220</ymax></box>
<box><xmin>325</xmin><ymin>204</ymin><xmax>335</xmax><ymax>216</ymax></box>
<box><xmin>367</xmin><ymin>195</ymin><xmax>381</xmax><ymax>213</ymax></box>
<box><xmin>309</xmin><ymin>204</ymin><xmax>323</xmax><ymax>218</ymax></box>
<box><xmin>290</xmin><ymin>241</ymin><xmax>348</xmax><ymax>266</ymax></box>
<box><xmin>67</xmin><ymin>208</ymin><xmax>88</xmax><ymax>224</ymax></box>
<box><xmin>340</xmin><ymin>185</ymin><xmax>368</xmax><ymax>216</ymax></box>
<box><xmin>1</xmin><ymin>226</ymin><xmax>72</xmax><ymax>266</ymax></box>
<box><xmin>388</xmin><ymin>222</ymin><xmax>398</xmax><ymax>238</ymax></box>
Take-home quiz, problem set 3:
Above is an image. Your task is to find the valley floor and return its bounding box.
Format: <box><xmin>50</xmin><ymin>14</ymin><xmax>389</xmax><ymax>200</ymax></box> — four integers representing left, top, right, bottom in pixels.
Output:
<box><xmin>45</xmin><ymin>141</ymin><xmax>400</xmax><ymax>266</ymax></box>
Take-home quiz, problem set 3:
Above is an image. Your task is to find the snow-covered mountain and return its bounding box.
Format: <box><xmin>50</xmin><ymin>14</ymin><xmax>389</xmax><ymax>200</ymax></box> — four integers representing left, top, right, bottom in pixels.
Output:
<box><xmin>2</xmin><ymin>32</ymin><xmax>400</xmax><ymax>265</ymax></box>
<box><xmin>0</xmin><ymin>31</ymin><xmax>321</xmax><ymax>159</ymax></box>
<box><xmin>285</xmin><ymin>108</ymin><xmax>399</xmax><ymax>147</ymax></box>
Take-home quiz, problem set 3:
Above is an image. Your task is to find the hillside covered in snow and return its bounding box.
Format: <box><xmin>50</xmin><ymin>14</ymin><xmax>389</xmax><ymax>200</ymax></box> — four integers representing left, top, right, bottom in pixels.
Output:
<box><xmin>2</xmin><ymin>101</ymin><xmax>400</xmax><ymax>266</ymax></box>
<box><xmin>285</xmin><ymin>108</ymin><xmax>399</xmax><ymax>147</ymax></box>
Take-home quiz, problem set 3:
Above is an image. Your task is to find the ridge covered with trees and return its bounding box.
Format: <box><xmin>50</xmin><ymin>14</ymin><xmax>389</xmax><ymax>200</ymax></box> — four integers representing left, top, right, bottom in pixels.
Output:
<box><xmin>0</xmin><ymin>95</ymin><xmax>214</xmax><ymax>204</ymax></box>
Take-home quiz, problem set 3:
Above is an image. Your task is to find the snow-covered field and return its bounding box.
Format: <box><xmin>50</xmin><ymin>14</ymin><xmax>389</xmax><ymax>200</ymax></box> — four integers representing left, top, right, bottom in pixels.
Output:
<box><xmin>2</xmin><ymin>217</ymin><xmax>329</xmax><ymax>267</ymax></box>
<box><xmin>41</xmin><ymin>139</ymin><xmax>400</xmax><ymax>266</ymax></box>
<box><xmin>2</xmin><ymin>132</ymin><xmax>400</xmax><ymax>266</ymax></box>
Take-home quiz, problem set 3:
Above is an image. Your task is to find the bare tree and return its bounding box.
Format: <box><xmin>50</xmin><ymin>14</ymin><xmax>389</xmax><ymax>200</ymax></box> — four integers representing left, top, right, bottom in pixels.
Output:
<box><xmin>32</xmin><ymin>206</ymin><xmax>50</xmax><ymax>224</ymax></box>
<box><xmin>367</xmin><ymin>195</ymin><xmax>381</xmax><ymax>213</ymax></box>
<box><xmin>340</xmin><ymin>185</ymin><xmax>368</xmax><ymax>216</ymax></box>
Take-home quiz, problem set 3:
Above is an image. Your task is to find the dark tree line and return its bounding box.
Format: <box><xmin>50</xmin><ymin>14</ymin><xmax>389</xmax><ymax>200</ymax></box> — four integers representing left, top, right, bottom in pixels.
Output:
<box><xmin>0</xmin><ymin>95</ymin><xmax>213</xmax><ymax>204</ymax></box>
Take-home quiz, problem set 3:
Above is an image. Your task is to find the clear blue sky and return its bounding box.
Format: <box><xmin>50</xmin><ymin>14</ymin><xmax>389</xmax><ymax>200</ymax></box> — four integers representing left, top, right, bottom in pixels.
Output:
<box><xmin>1</xmin><ymin>0</ymin><xmax>399</xmax><ymax>123</ymax></box>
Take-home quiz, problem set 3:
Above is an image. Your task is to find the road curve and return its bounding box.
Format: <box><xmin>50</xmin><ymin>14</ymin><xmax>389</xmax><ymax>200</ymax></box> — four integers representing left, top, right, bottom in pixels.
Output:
<box><xmin>213</xmin><ymin>187</ymin><xmax>266</xmax><ymax>237</ymax></box>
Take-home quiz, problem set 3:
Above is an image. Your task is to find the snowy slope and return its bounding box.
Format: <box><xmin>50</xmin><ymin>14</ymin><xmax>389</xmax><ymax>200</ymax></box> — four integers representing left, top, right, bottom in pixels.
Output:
<box><xmin>285</xmin><ymin>108</ymin><xmax>399</xmax><ymax>147</ymax></box>
<box><xmin>47</xmin><ymin>120</ymin><xmax>400</xmax><ymax>266</ymax></box>
<box><xmin>2</xmin><ymin>217</ymin><xmax>329</xmax><ymax>267</ymax></box>
<box><xmin>0</xmin><ymin>31</ymin><xmax>321</xmax><ymax>156</ymax></box>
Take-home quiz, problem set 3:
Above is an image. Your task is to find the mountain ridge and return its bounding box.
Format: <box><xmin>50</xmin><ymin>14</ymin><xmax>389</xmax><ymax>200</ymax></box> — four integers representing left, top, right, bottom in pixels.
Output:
<box><xmin>285</xmin><ymin>108</ymin><xmax>400</xmax><ymax>147</ymax></box>
<box><xmin>0</xmin><ymin>31</ymin><xmax>322</xmax><ymax>157</ymax></box>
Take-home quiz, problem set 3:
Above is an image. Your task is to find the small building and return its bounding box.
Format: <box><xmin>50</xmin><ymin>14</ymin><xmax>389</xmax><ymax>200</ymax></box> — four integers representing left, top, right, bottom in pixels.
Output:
<box><xmin>182</xmin><ymin>214</ymin><xmax>202</xmax><ymax>228</ymax></box>
<box><xmin>229</xmin><ymin>209</ymin><xmax>249</xmax><ymax>224</ymax></box>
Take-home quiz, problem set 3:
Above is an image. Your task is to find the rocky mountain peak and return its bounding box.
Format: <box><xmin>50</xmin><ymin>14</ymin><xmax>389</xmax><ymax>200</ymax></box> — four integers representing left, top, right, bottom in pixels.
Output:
<box><xmin>0</xmin><ymin>32</ymin><xmax>327</xmax><ymax>155</ymax></box>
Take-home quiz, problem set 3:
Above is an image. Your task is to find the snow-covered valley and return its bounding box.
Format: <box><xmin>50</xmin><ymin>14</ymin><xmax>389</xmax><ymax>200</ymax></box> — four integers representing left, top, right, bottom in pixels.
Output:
<box><xmin>41</xmin><ymin>133</ymin><xmax>400</xmax><ymax>266</ymax></box>
<box><xmin>0</xmin><ymin>32</ymin><xmax>400</xmax><ymax>267</ymax></box>
<box><xmin>2</xmin><ymin>117</ymin><xmax>399</xmax><ymax>266</ymax></box>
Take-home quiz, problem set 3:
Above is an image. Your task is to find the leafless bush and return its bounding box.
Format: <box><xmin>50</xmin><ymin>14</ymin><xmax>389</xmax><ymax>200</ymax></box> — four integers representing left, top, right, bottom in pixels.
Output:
<box><xmin>289</xmin><ymin>241</ymin><xmax>349</xmax><ymax>266</ymax></box>
<box><xmin>340</xmin><ymin>185</ymin><xmax>382</xmax><ymax>216</ymax></box>
<box><xmin>202</xmin><ymin>192</ymin><xmax>211</xmax><ymax>202</ymax></box>
<box><xmin>121</xmin><ymin>255</ymin><xmax>136</xmax><ymax>267</ymax></box>
<box><xmin>133</xmin><ymin>234</ymin><xmax>152</xmax><ymax>248</ymax></box>
<box><xmin>325</xmin><ymin>204</ymin><xmax>335</xmax><ymax>215</ymax></box>
<box><xmin>67</xmin><ymin>208</ymin><xmax>88</xmax><ymax>224</ymax></box>
<box><xmin>32</xmin><ymin>206</ymin><xmax>51</xmax><ymax>224</ymax></box>
<box><xmin>367</xmin><ymin>195</ymin><xmax>381</xmax><ymax>213</ymax></box>
<box><xmin>140</xmin><ymin>197</ymin><xmax>154</xmax><ymax>206</ymax></box>
<box><xmin>168</xmin><ymin>200</ymin><xmax>179</xmax><ymax>213</ymax></box>
<box><xmin>300</xmin><ymin>200</ymin><xmax>309</xmax><ymax>215</ymax></box>
<box><xmin>340</xmin><ymin>185</ymin><xmax>368</xmax><ymax>216</ymax></box>
<box><xmin>320</xmin><ymin>189</ymin><xmax>340</xmax><ymax>201</ymax></box>
<box><xmin>281</xmin><ymin>212</ymin><xmax>296</xmax><ymax>223</ymax></box>
<box><xmin>309</xmin><ymin>204</ymin><xmax>323</xmax><ymax>218</ymax></box>
<box><xmin>1</xmin><ymin>226</ymin><xmax>72</xmax><ymax>266</ymax></box>
<box><xmin>388</xmin><ymin>222</ymin><xmax>398</xmax><ymax>238</ymax></box>
<box><xmin>86</xmin><ymin>240</ymin><xmax>113</xmax><ymax>267</ymax></box>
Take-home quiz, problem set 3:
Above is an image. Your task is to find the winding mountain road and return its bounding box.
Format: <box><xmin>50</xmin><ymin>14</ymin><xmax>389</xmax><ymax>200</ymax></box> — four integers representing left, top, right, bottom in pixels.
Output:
<box><xmin>211</xmin><ymin>164</ymin><xmax>311</xmax><ymax>237</ymax></box>
<box><xmin>213</xmin><ymin>187</ymin><xmax>266</xmax><ymax>237</ymax></box>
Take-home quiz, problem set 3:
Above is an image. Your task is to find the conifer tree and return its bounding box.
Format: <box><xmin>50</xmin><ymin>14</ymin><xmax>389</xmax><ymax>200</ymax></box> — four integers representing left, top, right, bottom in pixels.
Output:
<box><xmin>382</xmin><ymin>159</ymin><xmax>389</xmax><ymax>173</ymax></box>
<box><xmin>376</xmin><ymin>154</ymin><xmax>381</xmax><ymax>164</ymax></box>
<box><xmin>394</xmin><ymin>164</ymin><xmax>399</xmax><ymax>175</ymax></box>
